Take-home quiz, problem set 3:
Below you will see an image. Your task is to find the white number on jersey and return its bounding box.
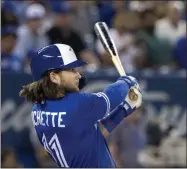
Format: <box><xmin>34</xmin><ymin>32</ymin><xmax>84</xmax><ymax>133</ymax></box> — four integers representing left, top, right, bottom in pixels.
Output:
<box><xmin>42</xmin><ymin>133</ymin><xmax>69</xmax><ymax>167</ymax></box>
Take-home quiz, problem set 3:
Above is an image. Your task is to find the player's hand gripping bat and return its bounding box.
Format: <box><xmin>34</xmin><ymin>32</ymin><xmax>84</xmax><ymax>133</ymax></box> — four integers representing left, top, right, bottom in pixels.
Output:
<box><xmin>94</xmin><ymin>22</ymin><xmax>138</xmax><ymax>101</ymax></box>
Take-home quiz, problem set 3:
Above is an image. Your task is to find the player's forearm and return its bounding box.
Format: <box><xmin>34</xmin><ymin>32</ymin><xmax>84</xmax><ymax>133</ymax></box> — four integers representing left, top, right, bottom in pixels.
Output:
<box><xmin>100</xmin><ymin>102</ymin><xmax>135</xmax><ymax>134</ymax></box>
<box><xmin>101</xmin><ymin>80</ymin><xmax>142</xmax><ymax>134</ymax></box>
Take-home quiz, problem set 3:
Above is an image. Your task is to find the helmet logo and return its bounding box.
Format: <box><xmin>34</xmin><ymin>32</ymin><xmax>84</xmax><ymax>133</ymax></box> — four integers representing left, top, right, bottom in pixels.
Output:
<box><xmin>43</xmin><ymin>55</ymin><xmax>62</xmax><ymax>58</ymax></box>
<box><xmin>38</xmin><ymin>45</ymin><xmax>51</xmax><ymax>54</ymax></box>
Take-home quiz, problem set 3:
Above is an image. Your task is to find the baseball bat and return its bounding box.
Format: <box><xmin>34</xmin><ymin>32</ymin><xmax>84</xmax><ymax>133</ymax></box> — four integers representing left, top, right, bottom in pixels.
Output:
<box><xmin>94</xmin><ymin>22</ymin><xmax>138</xmax><ymax>101</ymax></box>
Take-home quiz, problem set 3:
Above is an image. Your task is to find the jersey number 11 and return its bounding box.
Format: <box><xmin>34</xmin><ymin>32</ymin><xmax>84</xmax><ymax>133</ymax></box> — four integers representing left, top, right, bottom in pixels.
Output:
<box><xmin>42</xmin><ymin>133</ymin><xmax>69</xmax><ymax>167</ymax></box>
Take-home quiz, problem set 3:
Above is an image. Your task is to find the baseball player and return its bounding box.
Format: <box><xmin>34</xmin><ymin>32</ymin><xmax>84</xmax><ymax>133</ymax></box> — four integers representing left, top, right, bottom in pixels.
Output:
<box><xmin>19</xmin><ymin>44</ymin><xmax>142</xmax><ymax>168</ymax></box>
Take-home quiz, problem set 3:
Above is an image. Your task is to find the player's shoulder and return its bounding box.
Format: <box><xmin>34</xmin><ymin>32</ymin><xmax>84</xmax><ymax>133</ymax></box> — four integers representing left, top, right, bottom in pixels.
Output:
<box><xmin>67</xmin><ymin>92</ymin><xmax>106</xmax><ymax>105</ymax></box>
<box><xmin>67</xmin><ymin>92</ymin><xmax>96</xmax><ymax>101</ymax></box>
<box><xmin>68</xmin><ymin>92</ymin><xmax>107</xmax><ymax>105</ymax></box>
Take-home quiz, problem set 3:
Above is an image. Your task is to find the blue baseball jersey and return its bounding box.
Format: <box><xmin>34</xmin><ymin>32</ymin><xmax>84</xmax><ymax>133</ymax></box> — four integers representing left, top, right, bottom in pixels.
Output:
<box><xmin>32</xmin><ymin>92</ymin><xmax>116</xmax><ymax>168</ymax></box>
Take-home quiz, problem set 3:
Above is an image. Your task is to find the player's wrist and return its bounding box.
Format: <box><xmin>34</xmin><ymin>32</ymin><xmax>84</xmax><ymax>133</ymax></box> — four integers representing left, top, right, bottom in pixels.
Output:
<box><xmin>118</xmin><ymin>76</ymin><xmax>138</xmax><ymax>88</ymax></box>
<box><xmin>120</xmin><ymin>100</ymin><xmax>137</xmax><ymax>117</ymax></box>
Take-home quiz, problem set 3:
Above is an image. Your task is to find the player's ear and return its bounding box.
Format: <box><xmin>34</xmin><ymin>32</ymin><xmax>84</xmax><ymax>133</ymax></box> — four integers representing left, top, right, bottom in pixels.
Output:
<box><xmin>49</xmin><ymin>71</ymin><xmax>60</xmax><ymax>84</ymax></box>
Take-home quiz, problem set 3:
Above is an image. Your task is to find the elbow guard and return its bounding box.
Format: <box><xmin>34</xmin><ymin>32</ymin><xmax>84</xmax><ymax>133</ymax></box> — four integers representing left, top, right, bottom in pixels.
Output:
<box><xmin>100</xmin><ymin>101</ymin><xmax>136</xmax><ymax>133</ymax></box>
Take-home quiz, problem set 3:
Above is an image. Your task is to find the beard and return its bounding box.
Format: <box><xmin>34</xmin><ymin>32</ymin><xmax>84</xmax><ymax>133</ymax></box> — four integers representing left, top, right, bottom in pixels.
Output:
<box><xmin>64</xmin><ymin>85</ymin><xmax>79</xmax><ymax>93</ymax></box>
<box><xmin>57</xmin><ymin>79</ymin><xmax>79</xmax><ymax>94</ymax></box>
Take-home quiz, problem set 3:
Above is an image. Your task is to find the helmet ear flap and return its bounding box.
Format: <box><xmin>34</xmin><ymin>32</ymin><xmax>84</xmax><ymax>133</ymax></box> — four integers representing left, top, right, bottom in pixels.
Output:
<box><xmin>79</xmin><ymin>75</ymin><xmax>87</xmax><ymax>90</ymax></box>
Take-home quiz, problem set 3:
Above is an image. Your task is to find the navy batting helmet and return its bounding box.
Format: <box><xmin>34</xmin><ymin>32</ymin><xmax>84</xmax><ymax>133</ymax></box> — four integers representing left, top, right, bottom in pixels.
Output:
<box><xmin>30</xmin><ymin>44</ymin><xmax>87</xmax><ymax>81</ymax></box>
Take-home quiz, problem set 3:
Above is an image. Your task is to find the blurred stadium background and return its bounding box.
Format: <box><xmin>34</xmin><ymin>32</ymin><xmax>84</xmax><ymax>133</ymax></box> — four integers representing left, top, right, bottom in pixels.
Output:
<box><xmin>1</xmin><ymin>0</ymin><xmax>186</xmax><ymax>168</ymax></box>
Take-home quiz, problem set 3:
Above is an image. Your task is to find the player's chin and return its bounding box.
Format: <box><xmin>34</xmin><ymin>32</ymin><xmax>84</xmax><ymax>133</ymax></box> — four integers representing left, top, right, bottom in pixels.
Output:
<box><xmin>75</xmin><ymin>87</ymin><xmax>80</xmax><ymax>92</ymax></box>
<box><xmin>75</xmin><ymin>85</ymin><xmax>80</xmax><ymax>92</ymax></box>
<box><xmin>71</xmin><ymin>85</ymin><xmax>80</xmax><ymax>92</ymax></box>
<box><xmin>64</xmin><ymin>85</ymin><xmax>79</xmax><ymax>93</ymax></box>
<box><xmin>74</xmin><ymin>82</ymin><xmax>80</xmax><ymax>91</ymax></box>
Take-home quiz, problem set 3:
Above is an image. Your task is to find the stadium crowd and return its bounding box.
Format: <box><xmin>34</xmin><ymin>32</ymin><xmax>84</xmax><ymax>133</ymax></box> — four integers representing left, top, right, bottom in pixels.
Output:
<box><xmin>2</xmin><ymin>0</ymin><xmax>186</xmax><ymax>74</ymax></box>
<box><xmin>1</xmin><ymin>0</ymin><xmax>186</xmax><ymax>168</ymax></box>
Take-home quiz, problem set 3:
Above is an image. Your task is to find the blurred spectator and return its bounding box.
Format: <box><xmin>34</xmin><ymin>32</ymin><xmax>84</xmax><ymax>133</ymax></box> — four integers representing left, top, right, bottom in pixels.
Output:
<box><xmin>96</xmin><ymin>1</ymin><xmax>115</xmax><ymax>29</ymax></box>
<box><xmin>112</xmin><ymin>0</ymin><xmax>127</xmax><ymax>11</ymax></box>
<box><xmin>96</xmin><ymin>1</ymin><xmax>127</xmax><ymax>29</ymax></box>
<box><xmin>24</xmin><ymin>51</ymin><xmax>33</xmax><ymax>74</ymax></box>
<box><xmin>146</xmin><ymin>119</ymin><xmax>163</xmax><ymax>147</ymax></box>
<box><xmin>170</xmin><ymin>111</ymin><xmax>186</xmax><ymax>138</ymax></box>
<box><xmin>183</xmin><ymin>0</ymin><xmax>187</xmax><ymax>20</ymax></box>
<box><xmin>1</xmin><ymin>148</ymin><xmax>22</xmax><ymax>168</ymax></box>
<box><xmin>154</xmin><ymin>1</ymin><xmax>169</xmax><ymax>19</ymax></box>
<box><xmin>96</xmin><ymin>10</ymin><xmax>143</xmax><ymax>73</ymax></box>
<box><xmin>1</xmin><ymin>1</ymin><xmax>19</xmax><ymax>27</ymax></box>
<box><xmin>137</xmin><ymin>119</ymin><xmax>166</xmax><ymax>167</ymax></box>
<box><xmin>160</xmin><ymin>135</ymin><xmax>186</xmax><ymax>167</ymax></box>
<box><xmin>128</xmin><ymin>0</ymin><xmax>157</xmax><ymax>12</ymax></box>
<box><xmin>138</xmin><ymin>118</ymin><xmax>186</xmax><ymax>167</ymax></box>
<box><xmin>36</xmin><ymin>145</ymin><xmax>58</xmax><ymax>167</ymax></box>
<box><xmin>136</xmin><ymin>9</ymin><xmax>174</xmax><ymax>69</ymax></box>
<box><xmin>1</xmin><ymin>26</ymin><xmax>23</xmax><ymax>72</ymax></box>
<box><xmin>22</xmin><ymin>0</ymin><xmax>54</xmax><ymax>33</ymax></box>
<box><xmin>155</xmin><ymin>1</ymin><xmax>186</xmax><ymax>45</ymax></box>
<box><xmin>67</xmin><ymin>1</ymin><xmax>98</xmax><ymax>48</ymax></box>
<box><xmin>2</xmin><ymin>128</ymin><xmax>41</xmax><ymax>168</ymax></box>
<box><xmin>47</xmin><ymin>4</ymin><xmax>100</xmax><ymax>68</ymax></box>
<box><xmin>2</xmin><ymin>0</ymin><xmax>51</xmax><ymax>25</ymax></box>
<box><xmin>27</xmin><ymin>0</ymin><xmax>49</xmax><ymax>6</ymax></box>
<box><xmin>107</xmin><ymin>111</ymin><xmax>146</xmax><ymax>167</ymax></box>
<box><xmin>13</xmin><ymin>4</ymin><xmax>49</xmax><ymax>62</ymax></box>
<box><xmin>173</xmin><ymin>35</ymin><xmax>187</xmax><ymax>69</ymax></box>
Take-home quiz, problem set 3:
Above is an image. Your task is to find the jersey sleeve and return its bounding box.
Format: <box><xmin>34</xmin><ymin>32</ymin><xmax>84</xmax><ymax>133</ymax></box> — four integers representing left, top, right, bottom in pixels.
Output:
<box><xmin>78</xmin><ymin>93</ymin><xmax>109</xmax><ymax>126</ymax></box>
<box><xmin>102</xmin><ymin>80</ymin><xmax>129</xmax><ymax>111</ymax></box>
<box><xmin>78</xmin><ymin>80</ymin><xmax>130</xmax><ymax>126</ymax></box>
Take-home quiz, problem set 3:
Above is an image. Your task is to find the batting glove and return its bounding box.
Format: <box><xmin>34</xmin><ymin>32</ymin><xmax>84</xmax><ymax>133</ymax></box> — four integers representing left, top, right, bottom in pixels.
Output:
<box><xmin>120</xmin><ymin>75</ymin><xmax>142</xmax><ymax>115</ymax></box>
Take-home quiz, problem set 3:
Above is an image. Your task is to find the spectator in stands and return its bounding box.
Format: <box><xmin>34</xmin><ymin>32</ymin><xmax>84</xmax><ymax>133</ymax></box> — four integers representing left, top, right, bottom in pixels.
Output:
<box><xmin>13</xmin><ymin>4</ymin><xmax>49</xmax><ymax>61</ymax></box>
<box><xmin>174</xmin><ymin>35</ymin><xmax>187</xmax><ymax>69</ymax></box>
<box><xmin>128</xmin><ymin>0</ymin><xmax>161</xmax><ymax>13</ymax></box>
<box><xmin>107</xmin><ymin>110</ymin><xmax>146</xmax><ymax>167</ymax></box>
<box><xmin>136</xmin><ymin>9</ymin><xmax>174</xmax><ymax>69</ymax></box>
<box><xmin>1</xmin><ymin>1</ymin><xmax>19</xmax><ymax>27</ymax></box>
<box><xmin>96</xmin><ymin>1</ymin><xmax>115</xmax><ymax>29</ymax></box>
<box><xmin>1</xmin><ymin>148</ymin><xmax>22</xmax><ymax>168</ymax></box>
<box><xmin>1</xmin><ymin>26</ymin><xmax>23</xmax><ymax>72</ymax></box>
<box><xmin>154</xmin><ymin>1</ymin><xmax>169</xmax><ymax>19</ymax></box>
<box><xmin>67</xmin><ymin>1</ymin><xmax>98</xmax><ymax>48</ymax></box>
<box><xmin>96</xmin><ymin>1</ymin><xmax>127</xmax><ymax>29</ymax></box>
<box><xmin>47</xmin><ymin>5</ymin><xmax>100</xmax><ymax>68</ymax></box>
<box><xmin>2</xmin><ymin>128</ymin><xmax>41</xmax><ymax>168</ymax></box>
<box><xmin>36</xmin><ymin>145</ymin><xmax>58</xmax><ymax>167</ymax></box>
<box><xmin>155</xmin><ymin>1</ymin><xmax>186</xmax><ymax>46</ymax></box>
<box><xmin>137</xmin><ymin>119</ymin><xmax>166</xmax><ymax>167</ymax></box>
<box><xmin>2</xmin><ymin>0</ymin><xmax>50</xmax><ymax>25</ymax></box>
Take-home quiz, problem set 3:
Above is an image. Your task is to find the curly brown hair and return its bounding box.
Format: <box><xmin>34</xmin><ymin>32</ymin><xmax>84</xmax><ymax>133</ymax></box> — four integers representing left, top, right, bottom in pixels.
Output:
<box><xmin>19</xmin><ymin>70</ymin><xmax>62</xmax><ymax>104</ymax></box>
